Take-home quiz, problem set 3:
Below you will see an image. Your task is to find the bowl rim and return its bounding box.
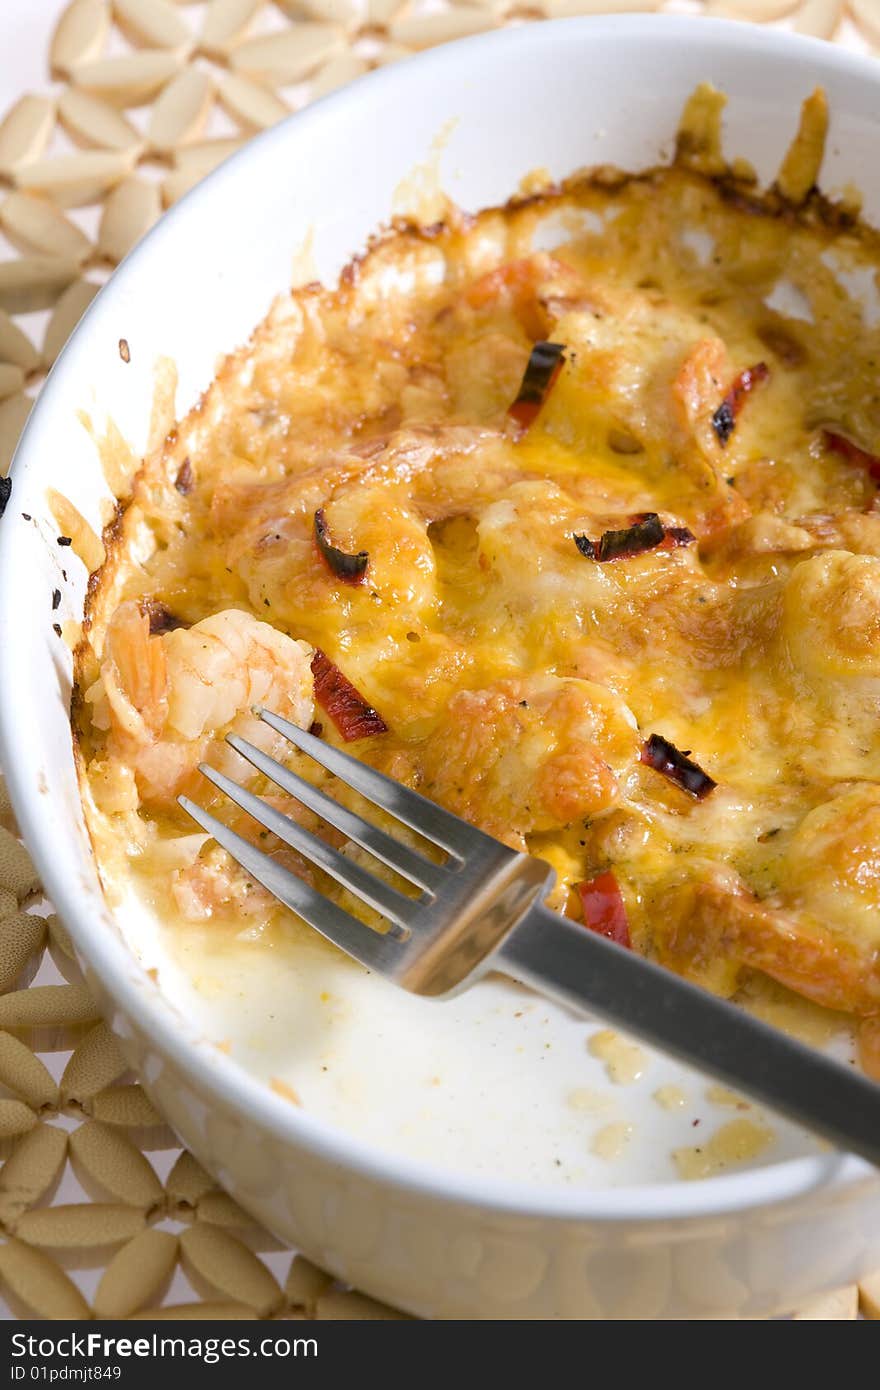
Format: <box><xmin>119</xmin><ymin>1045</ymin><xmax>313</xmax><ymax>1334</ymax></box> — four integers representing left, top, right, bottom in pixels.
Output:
<box><xmin>1</xmin><ymin>12</ymin><xmax>877</xmax><ymax>1225</ymax></box>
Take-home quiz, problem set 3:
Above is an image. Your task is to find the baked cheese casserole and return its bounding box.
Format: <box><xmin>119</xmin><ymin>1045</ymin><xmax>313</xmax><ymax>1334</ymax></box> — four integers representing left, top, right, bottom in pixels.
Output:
<box><xmin>72</xmin><ymin>86</ymin><xmax>880</xmax><ymax>1078</ymax></box>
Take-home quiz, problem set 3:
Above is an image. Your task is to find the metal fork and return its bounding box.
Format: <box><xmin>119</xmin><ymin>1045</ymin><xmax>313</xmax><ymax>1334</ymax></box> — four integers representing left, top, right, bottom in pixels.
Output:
<box><xmin>180</xmin><ymin>708</ymin><xmax>880</xmax><ymax>1168</ymax></box>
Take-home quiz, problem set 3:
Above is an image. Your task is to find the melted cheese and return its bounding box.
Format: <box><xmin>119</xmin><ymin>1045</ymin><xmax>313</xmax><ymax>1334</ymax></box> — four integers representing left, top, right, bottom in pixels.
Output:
<box><xmin>75</xmin><ymin>94</ymin><xmax>880</xmax><ymax>1050</ymax></box>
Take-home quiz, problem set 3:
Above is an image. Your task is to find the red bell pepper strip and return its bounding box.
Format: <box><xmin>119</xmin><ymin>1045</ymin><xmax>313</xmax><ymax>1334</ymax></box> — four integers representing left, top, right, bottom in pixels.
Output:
<box><xmin>314</xmin><ymin>508</ymin><xmax>369</xmax><ymax>585</ymax></box>
<box><xmin>574</xmin><ymin>513</ymin><xmax>695</xmax><ymax>561</ymax></box>
<box><xmin>576</xmin><ymin>871</ymin><xmax>631</xmax><ymax>948</ymax></box>
<box><xmin>311</xmin><ymin>650</ymin><xmax>388</xmax><ymax>741</ymax></box>
<box><xmin>640</xmin><ymin>733</ymin><xmax>716</xmax><ymax>800</ymax></box>
<box><xmin>508</xmin><ymin>341</ymin><xmax>566</xmax><ymax>431</ymax></box>
<box><xmin>711</xmin><ymin>362</ymin><xmax>769</xmax><ymax>445</ymax></box>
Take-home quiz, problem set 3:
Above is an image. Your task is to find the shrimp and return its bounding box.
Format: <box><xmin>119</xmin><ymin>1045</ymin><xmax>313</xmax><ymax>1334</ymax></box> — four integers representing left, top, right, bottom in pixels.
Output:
<box><xmin>86</xmin><ymin>602</ymin><xmax>314</xmax><ymax>810</ymax></box>
<box><xmin>170</xmin><ymin>837</ymin><xmax>315</xmax><ymax>925</ymax></box>
<box><xmin>781</xmin><ymin>551</ymin><xmax>880</xmax><ymax>683</ymax></box>
<box><xmin>412</xmin><ymin>674</ymin><xmax>640</xmax><ymax>849</ymax></box>
<box><xmin>463</xmin><ymin>253</ymin><xmax>599</xmax><ymax>341</ymax></box>
<box><xmin>208</xmin><ymin>426</ymin><xmax>511</xmax><ymax>648</ymax></box>
<box><xmin>210</xmin><ymin>424</ymin><xmax>501</xmax><ymax>547</ymax></box>
<box><xmin>667</xmin><ymin>336</ymin><xmax>751</xmax><ymax>539</ymax></box>
<box><xmin>656</xmin><ymin>839</ymin><xmax>878</xmax><ymax>1017</ymax></box>
<box><xmin>547</xmin><ymin>290</ymin><xmax>749</xmax><ymax>539</ymax></box>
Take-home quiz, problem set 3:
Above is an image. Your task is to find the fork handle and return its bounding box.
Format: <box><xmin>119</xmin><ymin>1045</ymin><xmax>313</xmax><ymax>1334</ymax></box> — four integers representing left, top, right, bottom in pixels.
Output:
<box><xmin>496</xmin><ymin>900</ymin><xmax>880</xmax><ymax>1169</ymax></box>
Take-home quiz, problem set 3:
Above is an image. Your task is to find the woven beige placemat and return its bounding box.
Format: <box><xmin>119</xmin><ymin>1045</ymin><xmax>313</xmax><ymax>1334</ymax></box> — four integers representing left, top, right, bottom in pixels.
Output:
<box><xmin>0</xmin><ymin>0</ymin><xmax>878</xmax><ymax>1322</ymax></box>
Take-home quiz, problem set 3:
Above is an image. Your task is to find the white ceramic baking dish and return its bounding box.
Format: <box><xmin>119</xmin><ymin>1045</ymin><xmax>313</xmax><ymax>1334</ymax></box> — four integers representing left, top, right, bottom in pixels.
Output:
<box><xmin>2</xmin><ymin>16</ymin><xmax>879</xmax><ymax>1319</ymax></box>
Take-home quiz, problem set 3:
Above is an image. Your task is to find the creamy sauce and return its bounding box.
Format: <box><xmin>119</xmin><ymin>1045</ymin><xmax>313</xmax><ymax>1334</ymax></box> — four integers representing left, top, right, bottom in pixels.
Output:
<box><xmin>568</xmin><ymin>1086</ymin><xmax>614</xmax><ymax>1114</ymax></box>
<box><xmin>591</xmin><ymin>1122</ymin><xmax>634</xmax><ymax>1160</ymax></box>
<box><xmin>588</xmin><ymin>1029</ymin><xmax>647</xmax><ymax>1086</ymax></box>
<box><xmin>673</xmin><ymin>1118</ymin><xmax>775</xmax><ymax>1181</ymax></box>
<box><xmin>739</xmin><ymin>979</ymin><xmax>849</xmax><ymax>1050</ymax></box>
<box><xmin>705</xmin><ymin>1085</ymin><xmax>751</xmax><ymax>1110</ymax></box>
<box><xmin>110</xmin><ymin>886</ymin><xmax>817</xmax><ymax>1188</ymax></box>
<box><xmin>654</xmin><ymin>1085</ymin><xmax>688</xmax><ymax>1110</ymax></box>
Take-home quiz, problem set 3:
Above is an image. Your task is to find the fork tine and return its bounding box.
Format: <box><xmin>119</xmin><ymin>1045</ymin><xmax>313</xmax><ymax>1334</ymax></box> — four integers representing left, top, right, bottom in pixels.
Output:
<box><xmin>254</xmin><ymin>709</ymin><xmax>481</xmax><ymax>855</ymax></box>
<box><xmin>177</xmin><ymin>796</ymin><xmax>403</xmax><ymax>974</ymax></box>
<box><xmin>197</xmin><ymin>761</ymin><xmax>419</xmax><ymax>933</ymax></box>
<box><xmin>226</xmin><ymin>733</ymin><xmax>447</xmax><ymax>891</ymax></box>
